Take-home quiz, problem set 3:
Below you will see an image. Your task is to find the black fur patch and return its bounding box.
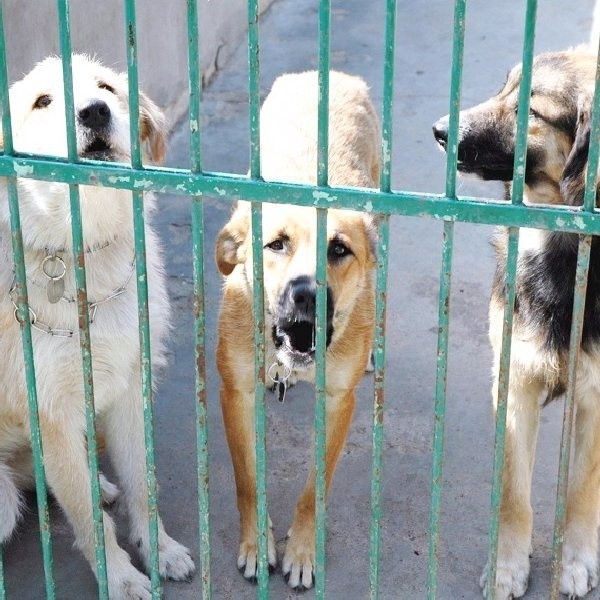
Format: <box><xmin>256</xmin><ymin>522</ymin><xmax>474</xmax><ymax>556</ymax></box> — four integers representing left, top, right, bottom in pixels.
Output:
<box><xmin>493</xmin><ymin>232</ymin><xmax>600</xmax><ymax>353</ymax></box>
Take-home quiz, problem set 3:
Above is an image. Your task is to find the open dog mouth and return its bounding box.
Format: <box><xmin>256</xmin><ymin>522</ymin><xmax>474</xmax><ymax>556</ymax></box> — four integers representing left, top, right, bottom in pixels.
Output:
<box><xmin>272</xmin><ymin>320</ymin><xmax>333</xmax><ymax>370</ymax></box>
<box><xmin>80</xmin><ymin>136</ymin><xmax>113</xmax><ymax>160</ymax></box>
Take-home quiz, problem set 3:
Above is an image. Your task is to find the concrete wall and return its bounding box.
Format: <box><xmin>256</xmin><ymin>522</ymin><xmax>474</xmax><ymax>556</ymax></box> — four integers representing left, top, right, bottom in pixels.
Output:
<box><xmin>3</xmin><ymin>0</ymin><xmax>275</xmax><ymax>127</ymax></box>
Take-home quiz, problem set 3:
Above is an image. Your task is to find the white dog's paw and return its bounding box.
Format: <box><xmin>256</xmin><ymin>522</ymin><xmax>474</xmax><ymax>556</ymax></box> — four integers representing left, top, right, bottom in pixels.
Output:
<box><xmin>237</xmin><ymin>528</ymin><xmax>277</xmax><ymax>582</ymax></box>
<box><xmin>108</xmin><ymin>558</ymin><xmax>152</xmax><ymax>600</ymax></box>
<box><xmin>282</xmin><ymin>527</ymin><xmax>315</xmax><ymax>591</ymax></box>
<box><xmin>480</xmin><ymin>554</ymin><xmax>529</xmax><ymax>599</ymax></box>
<box><xmin>0</xmin><ymin>466</ymin><xmax>21</xmax><ymax>542</ymax></box>
<box><xmin>136</xmin><ymin>531</ymin><xmax>196</xmax><ymax>581</ymax></box>
<box><xmin>158</xmin><ymin>535</ymin><xmax>195</xmax><ymax>581</ymax></box>
<box><xmin>560</xmin><ymin>543</ymin><xmax>599</xmax><ymax>598</ymax></box>
<box><xmin>99</xmin><ymin>473</ymin><xmax>120</xmax><ymax>506</ymax></box>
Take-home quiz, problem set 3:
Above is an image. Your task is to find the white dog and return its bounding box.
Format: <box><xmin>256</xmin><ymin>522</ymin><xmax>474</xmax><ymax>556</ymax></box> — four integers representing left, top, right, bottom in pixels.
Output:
<box><xmin>0</xmin><ymin>55</ymin><xmax>194</xmax><ymax>598</ymax></box>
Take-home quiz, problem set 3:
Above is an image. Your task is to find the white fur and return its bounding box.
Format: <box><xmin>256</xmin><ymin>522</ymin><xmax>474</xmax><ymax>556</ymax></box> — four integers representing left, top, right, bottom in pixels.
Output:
<box><xmin>0</xmin><ymin>55</ymin><xmax>193</xmax><ymax>597</ymax></box>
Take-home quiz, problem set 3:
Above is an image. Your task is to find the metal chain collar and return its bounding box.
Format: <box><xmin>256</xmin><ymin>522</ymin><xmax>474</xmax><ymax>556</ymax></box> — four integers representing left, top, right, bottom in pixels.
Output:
<box><xmin>9</xmin><ymin>255</ymin><xmax>136</xmax><ymax>338</ymax></box>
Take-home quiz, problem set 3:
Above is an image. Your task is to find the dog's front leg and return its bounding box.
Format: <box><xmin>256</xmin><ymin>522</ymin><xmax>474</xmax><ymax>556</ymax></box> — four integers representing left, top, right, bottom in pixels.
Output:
<box><xmin>480</xmin><ymin>372</ymin><xmax>543</xmax><ymax>600</ymax></box>
<box><xmin>103</xmin><ymin>382</ymin><xmax>195</xmax><ymax>583</ymax></box>
<box><xmin>560</xmin><ymin>382</ymin><xmax>600</xmax><ymax>597</ymax></box>
<box><xmin>39</xmin><ymin>414</ymin><xmax>152</xmax><ymax>600</ymax></box>
<box><xmin>220</xmin><ymin>386</ymin><xmax>277</xmax><ymax>581</ymax></box>
<box><xmin>283</xmin><ymin>389</ymin><xmax>356</xmax><ymax>591</ymax></box>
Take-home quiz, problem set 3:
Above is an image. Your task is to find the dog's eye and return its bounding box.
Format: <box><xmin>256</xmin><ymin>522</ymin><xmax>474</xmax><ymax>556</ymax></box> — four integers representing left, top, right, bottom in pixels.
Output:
<box><xmin>529</xmin><ymin>107</ymin><xmax>541</xmax><ymax>119</ymax></box>
<box><xmin>98</xmin><ymin>82</ymin><xmax>116</xmax><ymax>94</ymax></box>
<box><xmin>265</xmin><ymin>239</ymin><xmax>286</xmax><ymax>252</ymax></box>
<box><xmin>33</xmin><ymin>94</ymin><xmax>52</xmax><ymax>109</ymax></box>
<box><xmin>328</xmin><ymin>241</ymin><xmax>352</xmax><ymax>261</ymax></box>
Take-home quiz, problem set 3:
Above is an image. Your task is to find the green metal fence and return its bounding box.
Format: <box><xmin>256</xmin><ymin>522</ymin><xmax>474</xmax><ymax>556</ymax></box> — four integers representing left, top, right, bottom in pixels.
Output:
<box><xmin>0</xmin><ymin>0</ymin><xmax>599</xmax><ymax>599</ymax></box>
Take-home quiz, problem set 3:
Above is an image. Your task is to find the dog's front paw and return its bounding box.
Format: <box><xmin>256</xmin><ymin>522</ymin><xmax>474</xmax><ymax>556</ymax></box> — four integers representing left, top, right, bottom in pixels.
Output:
<box><xmin>560</xmin><ymin>542</ymin><xmax>599</xmax><ymax>598</ymax></box>
<box><xmin>480</xmin><ymin>554</ymin><xmax>529</xmax><ymax>600</ymax></box>
<box><xmin>158</xmin><ymin>535</ymin><xmax>195</xmax><ymax>581</ymax></box>
<box><xmin>108</xmin><ymin>557</ymin><xmax>152</xmax><ymax>600</ymax></box>
<box><xmin>282</xmin><ymin>527</ymin><xmax>315</xmax><ymax>591</ymax></box>
<box><xmin>237</xmin><ymin>528</ymin><xmax>277</xmax><ymax>582</ymax></box>
<box><xmin>136</xmin><ymin>531</ymin><xmax>195</xmax><ymax>582</ymax></box>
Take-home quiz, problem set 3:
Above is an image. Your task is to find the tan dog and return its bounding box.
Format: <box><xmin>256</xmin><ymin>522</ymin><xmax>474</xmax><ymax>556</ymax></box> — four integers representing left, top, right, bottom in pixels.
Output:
<box><xmin>434</xmin><ymin>48</ymin><xmax>600</xmax><ymax>598</ymax></box>
<box><xmin>0</xmin><ymin>55</ymin><xmax>194</xmax><ymax>599</ymax></box>
<box><xmin>215</xmin><ymin>70</ymin><xmax>380</xmax><ymax>590</ymax></box>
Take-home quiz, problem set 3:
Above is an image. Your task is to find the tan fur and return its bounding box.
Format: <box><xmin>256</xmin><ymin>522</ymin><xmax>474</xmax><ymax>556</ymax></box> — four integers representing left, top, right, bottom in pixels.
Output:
<box><xmin>0</xmin><ymin>55</ymin><xmax>192</xmax><ymax>599</ymax></box>
<box><xmin>215</xmin><ymin>70</ymin><xmax>380</xmax><ymax>589</ymax></box>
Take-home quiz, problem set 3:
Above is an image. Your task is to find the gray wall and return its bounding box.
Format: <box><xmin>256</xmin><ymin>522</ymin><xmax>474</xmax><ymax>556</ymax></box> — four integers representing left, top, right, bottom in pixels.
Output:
<box><xmin>3</xmin><ymin>0</ymin><xmax>275</xmax><ymax>127</ymax></box>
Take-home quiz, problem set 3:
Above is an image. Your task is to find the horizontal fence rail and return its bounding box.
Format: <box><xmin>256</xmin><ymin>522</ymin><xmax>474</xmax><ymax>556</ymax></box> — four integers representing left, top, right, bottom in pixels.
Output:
<box><xmin>1</xmin><ymin>0</ymin><xmax>600</xmax><ymax>598</ymax></box>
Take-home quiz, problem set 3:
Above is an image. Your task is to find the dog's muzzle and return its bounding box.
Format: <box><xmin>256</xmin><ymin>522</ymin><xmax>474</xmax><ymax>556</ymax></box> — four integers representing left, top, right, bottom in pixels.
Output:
<box><xmin>272</xmin><ymin>276</ymin><xmax>334</xmax><ymax>371</ymax></box>
<box><xmin>78</xmin><ymin>100</ymin><xmax>114</xmax><ymax>160</ymax></box>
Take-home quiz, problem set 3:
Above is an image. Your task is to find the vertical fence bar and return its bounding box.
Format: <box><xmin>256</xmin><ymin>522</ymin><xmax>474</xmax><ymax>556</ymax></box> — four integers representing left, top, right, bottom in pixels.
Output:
<box><xmin>56</xmin><ymin>1</ymin><xmax>109</xmax><ymax>596</ymax></box>
<box><xmin>487</xmin><ymin>2</ymin><xmax>537</xmax><ymax>595</ymax></box>
<box><xmin>187</xmin><ymin>1</ymin><xmax>212</xmax><ymax>598</ymax></box>
<box><xmin>427</xmin><ymin>0</ymin><xmax>466</xmax><ymax>597</ymax></box>
<box><xmin>251</xmin><ymin>201</ymin><xmax>269</xmax><ymax>598</ymax></box>
<box><xmin>510</xmin><ymin>0</ymin><xmax>537</xmax><ymax>208</ymax></box>
<box><xmin>0</xmin><ymin>5</ymin><xmax>56</xmax><ymax>597</ymax></box>
<box><xmin>247</xmin><ymin>1</ymin><xmax>269</xmax><ymax>596</ymax></box>
<box><xmin>549</xmin><ymin>40</ymin><xmax>600</xmax><ymax>598</ymax></box>
<box><xmin>123</xmin><ymin>2</ymin><xmax>161</xmax><ymax>596</ymax></box>
<box><xmin>369</xmin><ymin>0</ymin><xmax>395</xmax><ymax>597</ymax></box>
<box><xmin>0</xmin><ymin>547</ymin><xmax>4</xmax><ymax>600</ymax></box>
<box><xmin>314</xmin><ymin>0</ymin><xmax>331</xmax><ymax>597</ymax></box>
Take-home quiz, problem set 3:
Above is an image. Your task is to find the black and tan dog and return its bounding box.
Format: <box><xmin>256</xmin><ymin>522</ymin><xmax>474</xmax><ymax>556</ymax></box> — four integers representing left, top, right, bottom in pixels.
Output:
<box><xmin>434</xmin><ymin>48</ymin><xmax>600</xmax><ymax>599</ymax></box>
<box><xmin>215</xmin><ymin>71</ymin><xmax>380</xmax><ymax>590</ymax></box>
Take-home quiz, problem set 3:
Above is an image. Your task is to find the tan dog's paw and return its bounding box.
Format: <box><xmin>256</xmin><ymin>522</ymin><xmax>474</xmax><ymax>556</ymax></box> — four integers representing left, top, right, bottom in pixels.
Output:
<box><xmin>560</xmin><ymin>542</ymin><xmax>599</xmax><ymax>598</ymax></box>
<box><xmin>237</xmin><ymin>528</ymin><xmax>277</xmax><ymax>582</ymax></box>
<box><xmin>282</xmin><ymin>527</ymin><xmax>315</xmax><ymax>590</ymax></box>
<box><xmin>480</xmin><ymin>554</ymin><xmax>529</xmax><ymax>600</ymax></box>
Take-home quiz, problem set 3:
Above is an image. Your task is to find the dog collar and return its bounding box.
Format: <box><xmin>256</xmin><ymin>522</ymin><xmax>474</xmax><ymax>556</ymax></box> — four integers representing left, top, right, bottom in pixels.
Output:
<box><xmin>9</xmin><ymin>254</ymin><xmax>136</xmax><ymax>338</ymax></box>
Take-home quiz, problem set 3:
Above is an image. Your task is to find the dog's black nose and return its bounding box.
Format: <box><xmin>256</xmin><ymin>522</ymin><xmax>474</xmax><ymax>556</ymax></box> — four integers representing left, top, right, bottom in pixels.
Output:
<box><xmin>433</xmin><ymin>117</ymin><xmax>449</xmax><ymax>148</ymax></box>
<box><xmin>78</xmin><ymin>100</ymin><xmax>111</xmax><ymax>131</ymax></box>
<box><xmin>284</xmin><ymin>276</ymin><xmax>333</xmax><ymax>321</ymax></box>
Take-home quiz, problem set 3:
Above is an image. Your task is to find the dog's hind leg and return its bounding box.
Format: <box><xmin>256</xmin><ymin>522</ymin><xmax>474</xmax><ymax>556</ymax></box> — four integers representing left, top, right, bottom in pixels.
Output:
<box><xmin>102</xmin><ymin>381</ymin><xmax>195</xmax><ymax>583</ymax></box>
<box><xmin>480</xmin><ymin>369</ymin><xmax>543</xmax><ymax>600</ymax></box>
<box><xmin>220</xmin><ymin>387</ymin><xmax>277</xmax><ymax>581</ymax></box>
<box><xmin>560</xmin><ymin>373</ymin><xmax>600</xmax><ymax>598</ymax></box>
<box><xmin>0</xmin><ymin>462</ymin><xmax>22</xmax><ymax>542</ymax></box>
<box><xmin>282</xmin><ymin>389</ymin><xmax>356</xmax><ymax>591</ymax></box>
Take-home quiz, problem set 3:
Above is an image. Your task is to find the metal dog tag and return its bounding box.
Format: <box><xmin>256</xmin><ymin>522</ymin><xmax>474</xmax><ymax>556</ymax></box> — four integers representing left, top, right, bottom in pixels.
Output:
<box><xmin>276</xmin><ymin>376</ymin><xmax>287</xmax><ymax>403</ymax></box>
<box><xmin>46</xmin><ymin>277</ymin><xmax>65</xmax><ymax>304</ymax></box>
<box><xmin>42</xmin><ymin>254</ymin><xmax>67</xmax><ymax>304</ymax></box>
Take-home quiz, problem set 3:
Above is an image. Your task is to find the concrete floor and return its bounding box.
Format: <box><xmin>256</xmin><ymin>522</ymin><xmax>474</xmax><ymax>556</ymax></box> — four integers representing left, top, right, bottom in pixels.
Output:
<box><xmin>3</xmin><ymin>0</ymin><xmax>598</xmax><ymax>598</ymax></box>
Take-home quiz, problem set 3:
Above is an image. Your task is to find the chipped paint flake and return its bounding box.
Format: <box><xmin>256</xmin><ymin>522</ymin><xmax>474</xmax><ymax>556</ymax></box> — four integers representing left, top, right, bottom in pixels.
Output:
<box><xmin>573</xmin><ymin>216</ymin><xmax>586</xmax><ymax>230</ymax></box>
<box><xmin>214</xmin><ymin>187</ymin><xmax>226</xmax><ymax>196</ymax></box>
<box><xmin>190</xmin><ymin>119</ymin><xmax>199</xmax><ymax>133</ymax></box>
<box><xmin>13</xmin><ymin>164</ymin><xmax>33</xmax><ymax>176</ymax></box>
<box><xmin>108</xmin><ymin>175</ymin><xmax>130</xmax><ymax>185</ymax></box>
<box><xmin>365</xmin><ymin>200</ymin><xmax>373</xmax><ymax>213</ymax></box>
<box><xmin>133</xmin><ymin>178</ymin><xmax>153</xmax><ymax>189</ymax></box>
<box><xmin>312</xmin><ymin>190</ymin><xmax>336</xmax><ymax>203</ymax></box>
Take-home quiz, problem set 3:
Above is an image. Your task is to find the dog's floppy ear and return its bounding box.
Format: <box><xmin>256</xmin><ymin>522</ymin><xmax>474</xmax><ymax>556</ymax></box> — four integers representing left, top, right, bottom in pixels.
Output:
<box><xmin>139</xmin><ymin>91</ymin><xmax>167</xmax><ymax>164</ymax></box>
<box><xmin>560</xmin><ymin>94</ymin><xmax>593</xmax><ymax>206</ymax></box>
<box><xmin>215</xmin><ymin>202</ymin><xmax>251</xmax><ymax>276</ymax></box>
<box><xmin>362</xmin><ymin>213</ymin><xmax>379</xmax><ymax>266</ymax></box>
